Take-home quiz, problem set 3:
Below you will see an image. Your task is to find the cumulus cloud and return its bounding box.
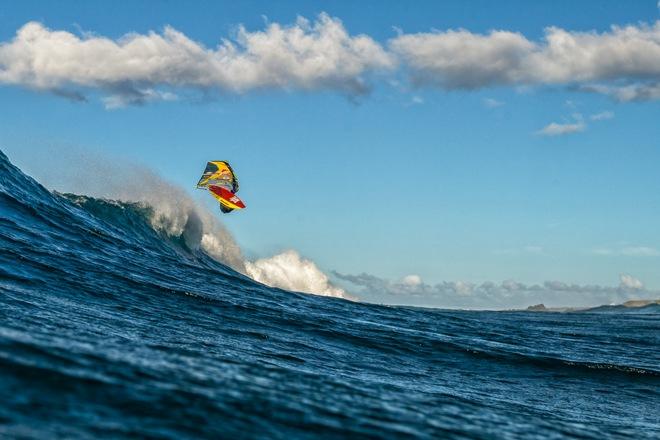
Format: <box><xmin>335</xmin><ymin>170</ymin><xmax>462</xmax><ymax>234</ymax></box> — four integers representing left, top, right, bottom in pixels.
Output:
<box><xmin>390</xmin><ymin>21</ymin><xmax>660</xmax><ymax>99</ymax></box>
<box><xmin>2</xmin><ymin>17</ymin><xmax>660</xmax><ymax>104</ymax></box>
<box><xmin>402</xmin><ymin>274</ymin><xmax>422</xmax><ymax>286</ymax></box>
<box><xmin>619</xmin><ymin>274</ymin><xmax>644</xmax><ymax>290</ymax></box>
<box><xmin>334</xmin><ymin>272</ymin><xmax>658</xmax><ymax>309</ymax></box>
<box><xmin>537</xmin><ymin>121</ymin><xmax>585</xmax><ymax>136</ymax></box>
<box><xmin>246</xmin><ymin>250</ymin><xmax>353</xmax><ymax>300</ymax></box>
<box><xmin>0</xmin><ymin>14</ymin><xmax>393</xmax><ymax>105</ymax></box>
<box><xmin>391</xmin><ymin>29</ymin><xmax>534</xmax><ymax>89</ymax></box>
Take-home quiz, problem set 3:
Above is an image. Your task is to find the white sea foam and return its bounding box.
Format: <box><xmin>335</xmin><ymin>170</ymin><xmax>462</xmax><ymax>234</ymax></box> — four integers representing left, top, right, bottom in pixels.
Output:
<box><xmin>246</xmin><ymin>250</ymin><xmax>352</xmax><ymax>300</ymax></box>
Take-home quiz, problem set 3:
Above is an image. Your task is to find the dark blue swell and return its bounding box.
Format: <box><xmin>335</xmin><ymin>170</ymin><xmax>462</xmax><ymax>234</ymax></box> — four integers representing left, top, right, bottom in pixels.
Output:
<box><xmin>0</xmin><ymin>150</ymin><xmax>658</xmax><ymax>439</ymax></box>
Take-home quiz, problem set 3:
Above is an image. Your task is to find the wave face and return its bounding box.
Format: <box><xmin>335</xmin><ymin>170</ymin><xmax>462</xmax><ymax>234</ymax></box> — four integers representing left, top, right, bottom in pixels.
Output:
<box><xmin>0</xmin><ymin>150</ymin><xmax>659</xmax><ymax>439</ymax></box>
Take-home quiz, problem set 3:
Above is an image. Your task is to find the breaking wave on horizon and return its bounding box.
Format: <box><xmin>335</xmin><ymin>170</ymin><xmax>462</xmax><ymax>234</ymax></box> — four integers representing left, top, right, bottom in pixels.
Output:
<box><xmin>1</xmin><ymin>150</ymin><xmax>659</xmax><ymax>439</ymax></box>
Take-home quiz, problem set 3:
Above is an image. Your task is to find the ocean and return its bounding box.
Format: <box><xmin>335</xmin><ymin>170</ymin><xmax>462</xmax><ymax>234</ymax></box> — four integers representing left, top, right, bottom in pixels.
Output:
<box><xmin>0</xmin><ymin>150</ymin><xmax>658</xmax><ymax>439</ymax></box>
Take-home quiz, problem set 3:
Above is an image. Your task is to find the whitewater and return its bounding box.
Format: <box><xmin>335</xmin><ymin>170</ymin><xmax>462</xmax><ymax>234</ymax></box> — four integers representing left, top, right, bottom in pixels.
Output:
<box><xmin>1</xmin><ymin>150</ymin><xmax>659</xmax><ymax>439</ymax></box>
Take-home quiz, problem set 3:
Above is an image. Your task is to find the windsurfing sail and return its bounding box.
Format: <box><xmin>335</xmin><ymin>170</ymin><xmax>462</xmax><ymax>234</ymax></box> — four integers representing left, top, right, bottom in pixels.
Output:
<box><xmin>196</xmin><ymin>161</ymin><xmax>239</xmax><ymax>193</ymax></box>
<box><xmin>197</xmin><ymin>161</ymin><xmax>245</xmax><ymax>213</ymax></box>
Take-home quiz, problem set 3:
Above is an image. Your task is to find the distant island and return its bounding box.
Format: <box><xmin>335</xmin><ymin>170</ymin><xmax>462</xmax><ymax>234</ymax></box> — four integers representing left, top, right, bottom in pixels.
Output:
<box><xmin>524</xmin><ymin>299</ymin><xmax>660</xmax><ymax>313</ymax></box>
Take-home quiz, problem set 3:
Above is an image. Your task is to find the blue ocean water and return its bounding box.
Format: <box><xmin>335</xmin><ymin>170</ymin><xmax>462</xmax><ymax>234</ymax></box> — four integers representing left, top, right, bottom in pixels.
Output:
<box><xmin>0</xmin><ymin>150</ymin><xmax>658</xmax><ymax>439</ymax></box>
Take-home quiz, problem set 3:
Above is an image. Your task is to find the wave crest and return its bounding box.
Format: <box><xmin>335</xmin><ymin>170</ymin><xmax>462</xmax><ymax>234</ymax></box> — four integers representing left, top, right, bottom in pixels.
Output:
<box><xmin>23</xmin><ymin>150</ymin><xmax>347</xmax><ymax>299</ymax></box>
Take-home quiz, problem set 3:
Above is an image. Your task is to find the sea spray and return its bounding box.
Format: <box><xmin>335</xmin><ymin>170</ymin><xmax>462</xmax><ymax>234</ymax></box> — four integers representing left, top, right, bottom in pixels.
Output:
<box><xmin>246</xmin><ymin>250</ymin><xmax>352</xmax><ymax>299</ymax></box>
<box><xmin>18</xmin><ymin>148</ymin><xmax>345</xmax><ymax>297</ymax></box>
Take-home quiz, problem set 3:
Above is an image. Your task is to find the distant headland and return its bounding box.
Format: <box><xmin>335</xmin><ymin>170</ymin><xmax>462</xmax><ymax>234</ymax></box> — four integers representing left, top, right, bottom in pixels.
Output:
<box><xmin>524</xmin><ymin>299</ymin><xmax>660</xmax><ymax>313</ymax></box>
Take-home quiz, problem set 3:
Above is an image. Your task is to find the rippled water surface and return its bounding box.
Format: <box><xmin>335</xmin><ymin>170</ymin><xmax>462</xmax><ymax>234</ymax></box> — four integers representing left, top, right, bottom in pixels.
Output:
<box><xmin>1</xmin><ymin>151</ymin><xmax>658</xmax><ymax>439</ymax></box>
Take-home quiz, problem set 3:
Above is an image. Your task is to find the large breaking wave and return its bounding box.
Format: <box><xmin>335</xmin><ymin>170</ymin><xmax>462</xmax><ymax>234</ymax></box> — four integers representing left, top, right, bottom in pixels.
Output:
<box><xmin>13</xmin><ymin>150</ymin><xmax>350</xmax><ymax>300</ymax></box>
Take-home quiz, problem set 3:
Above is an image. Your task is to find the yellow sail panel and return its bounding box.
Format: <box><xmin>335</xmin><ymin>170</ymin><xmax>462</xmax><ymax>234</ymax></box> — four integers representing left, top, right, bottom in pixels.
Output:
<box><xmin>196</xmin><ymin>161</ymin><xmax>239</xmax><ymax>192</ymax></box>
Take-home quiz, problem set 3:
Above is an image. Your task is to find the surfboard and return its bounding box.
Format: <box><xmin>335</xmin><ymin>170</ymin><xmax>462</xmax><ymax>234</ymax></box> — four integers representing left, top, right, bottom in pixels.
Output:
<box><xmin>208</xmin><ymin>185</ymin><xmax>246</xmax><ymax>210</ymax></box>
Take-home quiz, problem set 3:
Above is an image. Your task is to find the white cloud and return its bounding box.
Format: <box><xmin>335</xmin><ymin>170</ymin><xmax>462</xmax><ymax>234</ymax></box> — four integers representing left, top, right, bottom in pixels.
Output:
<box><xmin>3</xmin><ymin>17</ymin><xmax>660</xmax><ymax>104</ymax></box>
<box><xmin>483</xmin><ymin>97</ymin><xmax>504</xmax><ymax>108</ymax></box>
<box><xmin>620</xmin><ymin>274</ymin><xmax>643</xmax><ymax>290</ymax></box>
<box><xmin>334</xmin><ymin>272</ymin><xmax>658</xmax><ymax>309</ymax></box>
<box><xmin>590</xmin><ymin>110</ymin><xmax>614</xmax><ymax>121</ymax></box>
<box><xmin>0</xmin><ymin>15</ymin><xmax>393</xmax><ymax>104</ymax></box>
<box><xmin>537</xmin><ymin>121</ymin><xmax>585</xmax><ymax>136</ymax></box>
<box><xmin>390</xmin><ymin>29</ymin><xmax>534</xmax><ymax>89</ymax></box>
<box><xmin>390</xmin><ymin>21</ymin><xmax>660</xmax><ymax>99</ymax></box>
<box><xmin>246</xmin><ymin>250</ymin><xmax>353</xmax><ymax>300</ymax></box>
<box><xmin>402</xmin><ymin>274</ymin><xmax>423</xmax><ymax>286</ymax></box>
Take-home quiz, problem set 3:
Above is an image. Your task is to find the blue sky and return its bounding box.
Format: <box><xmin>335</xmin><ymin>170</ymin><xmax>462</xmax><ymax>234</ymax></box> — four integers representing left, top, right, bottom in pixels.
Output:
<box><xmin>1</xmin><ymin>1</ymin><xmax>659</xmax><ymax>305</ymax></box>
